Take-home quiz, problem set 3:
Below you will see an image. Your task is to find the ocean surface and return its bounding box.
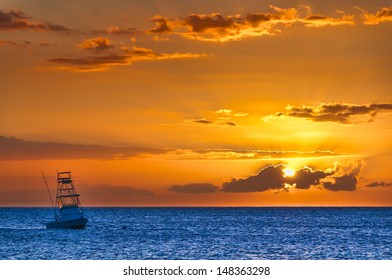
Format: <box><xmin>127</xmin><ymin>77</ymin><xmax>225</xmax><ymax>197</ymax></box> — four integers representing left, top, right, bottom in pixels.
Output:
<box><xmin>0</xmin><ymin>207</ymin><xmax>391</xmax><ymax>260</ymax></box>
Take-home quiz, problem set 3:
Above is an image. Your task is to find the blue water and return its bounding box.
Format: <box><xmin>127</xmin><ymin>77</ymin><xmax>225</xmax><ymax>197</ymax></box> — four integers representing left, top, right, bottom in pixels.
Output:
<box><xmin>0</xmin><ymin>207</ymin><xmax>391</xmax><ymax>260</ymax></box>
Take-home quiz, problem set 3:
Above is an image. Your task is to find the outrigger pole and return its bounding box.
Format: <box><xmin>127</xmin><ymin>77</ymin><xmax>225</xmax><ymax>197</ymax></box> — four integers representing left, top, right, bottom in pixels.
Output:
<box><xmin>41</xmin><ymin>171</ymin><xmax>56</xmax><ymax>220</ymax></box>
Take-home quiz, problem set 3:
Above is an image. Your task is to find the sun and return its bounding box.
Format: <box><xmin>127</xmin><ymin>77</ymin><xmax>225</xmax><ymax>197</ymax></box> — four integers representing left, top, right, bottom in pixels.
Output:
<box><xmin>283</xmin><ymin>167</ymin><xmax>296</xmax><ymax>177</ymax></box>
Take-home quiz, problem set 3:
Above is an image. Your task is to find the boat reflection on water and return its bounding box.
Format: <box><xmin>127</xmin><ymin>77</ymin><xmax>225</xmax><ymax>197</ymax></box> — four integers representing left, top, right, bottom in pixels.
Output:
<box><xmin>44</xmin><ymin>171</ymin><xmax>88</xmax><ymax>229</ymax></box>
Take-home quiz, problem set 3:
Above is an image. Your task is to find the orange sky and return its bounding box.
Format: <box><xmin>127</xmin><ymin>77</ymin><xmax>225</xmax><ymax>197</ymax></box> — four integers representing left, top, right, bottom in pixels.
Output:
<box><xmin>0</xmin><ymin>0</ymin><xmax>391</xmax><ymax>206</ymax></box>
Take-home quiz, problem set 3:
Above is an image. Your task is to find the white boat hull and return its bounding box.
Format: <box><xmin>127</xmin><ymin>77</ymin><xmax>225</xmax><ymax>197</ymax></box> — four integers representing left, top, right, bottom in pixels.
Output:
<box><xmin>46</xmin><ymin>218</ymin><xmax>88</xmax><ymax>229</ymax></box>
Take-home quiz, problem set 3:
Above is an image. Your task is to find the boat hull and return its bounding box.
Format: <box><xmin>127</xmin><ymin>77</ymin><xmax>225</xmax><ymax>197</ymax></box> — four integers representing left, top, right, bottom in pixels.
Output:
<box><xmin>46</xmin><ymin>218</ymin><xmax>88</xmax><ymax>229</ymax></box>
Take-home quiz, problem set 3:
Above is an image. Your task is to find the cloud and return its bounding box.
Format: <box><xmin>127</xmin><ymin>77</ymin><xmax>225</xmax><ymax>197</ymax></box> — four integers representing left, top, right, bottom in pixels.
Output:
<box><xmin>78</xmin><ymin>37</ymin><xmax>114</xmax><ymax>51</ymax></box>
<box><xmin>169</xmin><ymin>183</ymin><xmax>219</xmax><ymax>194</ymax></box>
<box><xmin>183</xmin><ymin>118</ymin><xmax>237</xmax><ymax>127</ymax></box>
<box><xmin>222</xmin><ymin>164</ymin><xmax>287</xmax><ymax>192</ymax></box>
<box><xmin>323</xmin><ymin>174</ymin><xmax>357</xmax><ymax>191</ymax></box>
<box><xmin>85</xmin><ymin>184</ymin><xmax>154</xmax><ymax>196</ymax></box>
<box><xmin>0</xmin><ymin>9</ymin><xmax>69</xmax><ymax>32</ymax></box>
<box><xmin>104</xmin><ymin>26</ymin><xmax>137</xmax><ymax>35</ymax></box>
<box><xmin>39</xmin><ymin>42</ymin><xmax>56</xmax><ymax>47</ymax></box>
<box><xmin>303</xmin><ymin>14</ymin><xmax>354</xmax><ymax>27</ymax></box>
<box><xmin>48</xmin><ymin>45</ymin><xmax>204</xmax><ymax>71</ymax></box>
<box><xmin>224</xmin><ymin>121</ymin><xmax>237</xmax><ymax>126</ymax></box>
<box><xmin>153</xmin><ymin>149</ymin><xmax>340</xmax><ymax>160</ymax></box>
<box><xmin>148</xmin><ymin>15</ymin><xmax>173</xmax><ymax>33</ymax></box>
<box><xmin>222</xmin><ymin>161</ymin><xmax>363</xmax><ymax>193</ymax></box>
<box><xmin>366</xmin><ymin>181</ymin><xmax>392</xmax><ymax>187</ymax></box>
<box><xmin>0</xmin><ymin>136</ymin><xmax>339</xmax><ymax>161</ymax></box>
<box><xmin>146</xmin><ymin>5</ymin><xmax>355</xmax><ymax>42</ymax></box>
<box><xmin>191</xmin><ymin>118</ymin><xmax>213</xmax><ymax>125</ymax></box>
<box><xmin>181</xmin><ymin>109</ymin><xmax>246</xmax><ymax>127</ymax></box>
<box><xmin>362</xmin><ymin>7</ymin><xmax>392</xmax><ymax>25</ymax></box>
<box><xmin>0</xmin><ymin>39</ymin><xmax>16</xmax><ymax>45</ymax></box>
<box><xmin>267</xmin><ymin>103</ymin><xmax>392</xmax><ymax>124</ymax></box>
<box><xmin>285</xmin><ymin>166</ymin><xmax>331</xmax><ymax>189</ymax></box>
<box><xmin>0</xmin><ymin>136</ymin><xmax>166</xmax><ymax>160</ymax></box>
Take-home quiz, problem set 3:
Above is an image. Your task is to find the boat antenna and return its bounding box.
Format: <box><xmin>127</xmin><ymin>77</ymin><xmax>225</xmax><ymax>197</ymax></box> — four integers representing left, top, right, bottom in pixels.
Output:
<box><xmin>41</xmin><ymin>171</ymin><xmax>56</xmax><ymax>220</ymax></box>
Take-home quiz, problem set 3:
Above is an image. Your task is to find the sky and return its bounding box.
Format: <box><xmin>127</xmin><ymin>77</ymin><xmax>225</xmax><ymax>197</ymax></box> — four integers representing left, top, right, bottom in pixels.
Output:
<box><xmin>0</xmin><ymin>0</ymin><xmax>391</xmax><ymax>206</ymax></box>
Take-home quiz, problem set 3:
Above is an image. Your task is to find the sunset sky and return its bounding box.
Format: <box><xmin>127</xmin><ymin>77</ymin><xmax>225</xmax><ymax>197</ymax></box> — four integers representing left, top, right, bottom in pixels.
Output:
<box><xmin>1</xmin><ymin>0</ymin><xmax>391</xmax><ymax>206</ymax></box>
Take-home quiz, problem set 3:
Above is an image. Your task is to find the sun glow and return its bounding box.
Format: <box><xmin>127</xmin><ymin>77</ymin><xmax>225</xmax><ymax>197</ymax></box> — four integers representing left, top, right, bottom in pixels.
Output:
<box><xmin>283</xmin><ymin>167</ymin><xmax>296</xmax><ymax>177</ymax></box>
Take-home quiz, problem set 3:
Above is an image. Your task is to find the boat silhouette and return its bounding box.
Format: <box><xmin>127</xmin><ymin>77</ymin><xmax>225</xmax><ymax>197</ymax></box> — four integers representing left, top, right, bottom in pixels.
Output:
<box><xmin>43</xmin><ymin>171</ymin><xmax>88</xmax><ymax>229</ymax></box>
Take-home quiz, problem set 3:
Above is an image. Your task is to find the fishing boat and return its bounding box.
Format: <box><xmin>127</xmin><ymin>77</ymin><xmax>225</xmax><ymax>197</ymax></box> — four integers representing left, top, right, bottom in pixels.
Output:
<box><xmin>43</xmin><ymin>171</ymin><xmax>88</xmax><ymax>229</ymax></box>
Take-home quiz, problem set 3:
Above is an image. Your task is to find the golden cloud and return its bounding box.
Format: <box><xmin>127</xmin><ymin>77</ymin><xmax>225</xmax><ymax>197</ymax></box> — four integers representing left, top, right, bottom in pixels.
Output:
<box><xmin>147</xmin><ymin>5</ymin><xmax>355</xmax><ymax>42</ymax></box>
<box><xmin>78</xmin><ymin>37</ymin><xmax>113</xmax><ymax>51</ymax></box>
<box><xmin>362</xmin><ymin>7</ymin><xmax>392</xmax><ymax>25</ymax></box>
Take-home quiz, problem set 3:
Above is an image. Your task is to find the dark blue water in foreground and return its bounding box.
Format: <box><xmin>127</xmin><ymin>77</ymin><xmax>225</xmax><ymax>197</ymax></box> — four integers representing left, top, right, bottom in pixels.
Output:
<box><xmin>0</xmin><ymin>207</ymin><xmax>391</xmax><ymax>260</ymax></box>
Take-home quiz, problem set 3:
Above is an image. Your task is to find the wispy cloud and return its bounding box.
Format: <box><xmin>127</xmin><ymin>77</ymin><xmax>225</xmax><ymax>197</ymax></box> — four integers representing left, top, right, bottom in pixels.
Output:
<box><xmin>0</xmin><ymin>136</ymin><xmax>341</xmax><ymax>161</ymax></box>
<box><xmin>155</xmin><ymin>149</ymin><xmax>340</xmax><ymax>160</ymax></box>
<box><xmin>0</xmin><ymin>9</ymin><xmax>69</xmax><ymax>32</ymax></box>
<box><xmin>0</xmin><ymin>136</ymin><xmax>166</xmax><ymax>160</ymax></box>
<box><xmin>183</xmin><ymin>118</ymin><xmax>237</xmax><ymax>127</ymax></box>
<box><xmin>48</xmin><ymin>45</ymin><xmax>205</xmax><ymax>71</ymax></box>
<box><xmin>366</xmin><ymin>181</ymin><xmax>392</xmax><ymax>187</ymax></box>
<box><xmin>181</xmin><ymin>108</ymin><xmax>248</xmax><ymax>127</ymax></box>
<box><xmin>0</xmin><ymin>39</ymin><xmax>16</xmax><ymax>45</ymax></box>
<box><xmin>265</xmin><ymin>103</ymin><xmax>392</xmax><ymax>124</ymax></box>
<box><xmin>169</xmin><ymin>183</ymin><xmax>219</xmax><ymax>194</ymax></box>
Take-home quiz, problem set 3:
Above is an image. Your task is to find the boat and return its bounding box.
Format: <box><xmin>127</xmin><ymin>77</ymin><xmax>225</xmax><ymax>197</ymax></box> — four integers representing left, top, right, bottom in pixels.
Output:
<box><xmin>44</xmin><ymin>171</ymin><xmax>88</xmax><ymax>229</ymax></box>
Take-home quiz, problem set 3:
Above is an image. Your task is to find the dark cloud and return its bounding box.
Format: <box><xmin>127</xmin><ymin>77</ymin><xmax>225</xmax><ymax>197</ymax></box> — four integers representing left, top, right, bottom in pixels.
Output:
<box><xmin>323</xmin><ymin>175</ymin><xmax>357</xmax><ymax>191</ymax></box>
<box><xmin>0</xmin><ymin>9</ymin><xmax>69</xmax><ymax>32</ymax></box>
<box><xmin>222</xmin><ymin>164</ymin><xmax>286</xmax><ymax>192</ymax></box>
<box><xmin>169</xmin><ymin>183</ymin><xmax>219</xmax><ymax>194</ymax></box>
<box><xmin>185</xmin><ymin>119</ymin><xmax>237</xmax><ymax>127</ymax></box>
<box><xmin>184</xmin><ymin>13</ymin><xmax>237</xmax><ymax>33</ymax></box>
<box><xmin>222</xmin><ymin>162</ymin><xmax>362</xmax><ymax>193</ymax></box>
<box><xmin>366</xmin><ymin>181</ymin><xmax>392</xmax><ymax>187</ymax></box>
<box><xmin>192</xmin><ymin>119</ymin><xmax>213</xmax><ymax>125</ymax></box>
<box><xmin>0</xmin><ymin>136</ymin><xmax>166</xmax><ymax>160</ymax></box>
<box><xmin>285</xmin><ymin>166</ymin><xmax>331</xmax><ymax>189</ymax></box>
<box><xmin>270</xmin><ymin>103</ymin><xmax>392</xmax><ymax>124</ymax></box>
<box><xmin>148</xmin><ymin>15</ymin><xmax>172</xmax><ymax>33</ymax></box>
<box><xmin>224</xmin><ymin>121</ymin><xmax>237</xmax><ymax>126</ymax></box>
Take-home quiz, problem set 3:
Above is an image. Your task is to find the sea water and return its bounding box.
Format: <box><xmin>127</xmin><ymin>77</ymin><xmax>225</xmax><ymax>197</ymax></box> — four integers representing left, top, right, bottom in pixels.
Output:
<box><xmin>0</xmin><ymin>207</ymin><xmax>391</xmax><ymax>260</ymax></box>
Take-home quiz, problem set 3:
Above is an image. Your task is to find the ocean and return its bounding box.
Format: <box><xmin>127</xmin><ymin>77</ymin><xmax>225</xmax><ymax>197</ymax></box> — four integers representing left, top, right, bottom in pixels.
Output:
<box><xmin>0</xmin><ymin>207</ymin><xmax>391</xmax><ymax>260</ymax></box>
